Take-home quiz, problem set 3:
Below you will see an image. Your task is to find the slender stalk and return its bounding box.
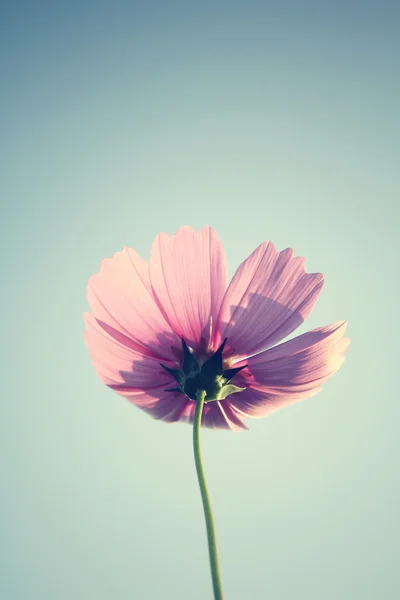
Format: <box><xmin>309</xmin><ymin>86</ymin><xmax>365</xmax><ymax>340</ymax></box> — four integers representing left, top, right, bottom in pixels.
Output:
<box><xmin>193</xmin><ymin>390</ymin><xmax>224</xmax><ymax>600</ymax></box>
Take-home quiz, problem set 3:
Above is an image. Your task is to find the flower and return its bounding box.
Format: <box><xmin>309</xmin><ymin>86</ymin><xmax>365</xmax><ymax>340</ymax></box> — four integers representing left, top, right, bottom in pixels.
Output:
<box><xmin>84</xmin><ymin>226</ymin><xmax>349</xmax><ymax>430</ymax></box>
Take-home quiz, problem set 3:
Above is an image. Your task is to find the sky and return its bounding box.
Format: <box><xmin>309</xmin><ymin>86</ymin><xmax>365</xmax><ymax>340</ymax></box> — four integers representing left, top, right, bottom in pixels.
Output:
<box><xmin>1</xmin><ymin>1</ymin><xmax>399</xmax><ymax>599</ymax></box>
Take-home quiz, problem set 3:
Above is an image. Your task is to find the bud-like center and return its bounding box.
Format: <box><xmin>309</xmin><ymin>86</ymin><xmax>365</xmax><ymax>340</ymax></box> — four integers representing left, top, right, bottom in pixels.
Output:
<box><xmin>160</xmin><ymin>338</ymin><xmax>247</xmax><ymax>402</ymax></box>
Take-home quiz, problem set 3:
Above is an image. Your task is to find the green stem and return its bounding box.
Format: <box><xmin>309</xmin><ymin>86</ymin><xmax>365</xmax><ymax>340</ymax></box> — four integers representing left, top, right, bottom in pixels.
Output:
<box><xmin>193</xmin><ymin>390</ymin><xmax>224</xmax><ymax>600</ymax></box>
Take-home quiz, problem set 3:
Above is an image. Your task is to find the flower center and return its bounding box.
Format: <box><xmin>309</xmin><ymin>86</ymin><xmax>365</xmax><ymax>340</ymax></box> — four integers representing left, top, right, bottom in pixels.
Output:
<box><xmin>160</xmin><ymin>338</ymin><xmax>247</xmax><ymax>402</ymax></box>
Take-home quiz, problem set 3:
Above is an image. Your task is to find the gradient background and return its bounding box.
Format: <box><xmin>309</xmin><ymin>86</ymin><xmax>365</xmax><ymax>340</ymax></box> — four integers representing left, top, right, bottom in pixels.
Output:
<box><xmin>1</xmin><ymin>1</ymin><xmax>399</xmax><ymax>599</ymax></box>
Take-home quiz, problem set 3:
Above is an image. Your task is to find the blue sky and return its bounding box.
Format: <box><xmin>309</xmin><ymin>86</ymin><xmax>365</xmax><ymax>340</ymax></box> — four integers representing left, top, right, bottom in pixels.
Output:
<box><xmin>1</xmin><ymin>2</ymin><xmax>399</xmax><ymax>599</ymax></box>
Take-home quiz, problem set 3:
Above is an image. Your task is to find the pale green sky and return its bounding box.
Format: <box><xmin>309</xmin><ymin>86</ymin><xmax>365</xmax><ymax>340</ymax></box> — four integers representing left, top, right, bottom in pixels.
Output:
<box><xmin>1</xmin><ymin>2</ymin><xmax>399</xmax><ymax>599</ymax></box>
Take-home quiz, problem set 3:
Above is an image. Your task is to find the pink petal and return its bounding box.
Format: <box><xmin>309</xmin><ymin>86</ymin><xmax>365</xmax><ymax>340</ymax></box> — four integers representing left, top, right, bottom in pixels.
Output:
<box><xmin>87</xmin><ymin>247</ymin><xmax>179</xmax><ymax>361</ymax></box>
<box><xmin>84</xmin><ymin>313</ymin><xmax>178</xmax><ymax>388</ymax></box>
<box><xmin>123</xmin><ymin>389</ymin><xmax>191</xmax><ymax>423</ymax></box>
<box><xmin>248</xmin><ymin>320</ymin><xmax>349</xmax><ymax>385</ymax></box>
<box><xmin>111</xmin><ymin>385</ymin><xmax>247</xmax><ymax>430</ymax></box>
<box><xmin>149</xmin><ymin>226</ymin><xmax>228</xmax><ymax>351</ymax></box>
<box><xmin>226</xmin><ymin>321</ymin><xmax>349</xmax><ymax>418</ymax></box>
<box><xmin>226</xmin><ymin>388</ymin><xmax>304</xmax><ymax>419</ymax></box>
<box><xmin>179</xmin><ymin>399</ymin><xmax>248</xmax><ymax>431</ymax></box>
<box><xmin>85</xmin><ymin>313</ymin><xmax>247</xmax><ymax>430</ymax></box>
<box><xmin>213</xmin><ymin>242</ymin><xmax>324</xmax><ymax>358</ymax></box>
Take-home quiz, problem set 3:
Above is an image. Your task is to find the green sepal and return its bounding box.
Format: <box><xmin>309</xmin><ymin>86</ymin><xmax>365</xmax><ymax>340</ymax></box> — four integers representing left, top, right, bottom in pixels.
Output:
<box><xmin>204</xmin><ymin>383</ymin><xmax>246</xmax><ymax>402</ymax></box>
<box><xmin>181</xmin><ymin>339</ymin><xmax>199</xmax><ymax>376</ymax></box>
<box><xmin>160</xmin><ymin>364</ymin><xmax>183</xmax><ymax>384</ymax></box>
<box><xmin>222</xmin><ymin>365</ymin><xmax>247</xmax><ymax>382</ymax></box>
<box><xmin>201</xmin><ymin>338</ymin><xmax>227</xmax><ymax>377</ymax></box>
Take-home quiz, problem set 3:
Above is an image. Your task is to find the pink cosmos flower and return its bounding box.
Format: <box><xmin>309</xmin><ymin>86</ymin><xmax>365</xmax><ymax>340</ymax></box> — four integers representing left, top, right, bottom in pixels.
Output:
<box><xmin>84</xmin><ymin>226</ymin><xmax>349</xmax><ymax>431</ymax></box>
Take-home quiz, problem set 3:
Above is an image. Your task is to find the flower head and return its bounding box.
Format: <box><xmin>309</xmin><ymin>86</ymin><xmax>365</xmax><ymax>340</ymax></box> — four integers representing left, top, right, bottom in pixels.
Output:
<box><xmin>84</xmin><ymin>226</ymin><xmax>349</xmax><ymax>430</ymax></box>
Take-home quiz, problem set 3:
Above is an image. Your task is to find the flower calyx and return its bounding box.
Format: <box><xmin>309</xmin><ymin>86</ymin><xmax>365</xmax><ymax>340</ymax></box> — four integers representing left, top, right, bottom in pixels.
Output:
<box><xmin>161</xmin><ymin>338</ymin><xmax>247</xmax><ymax>402</ymax></box>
